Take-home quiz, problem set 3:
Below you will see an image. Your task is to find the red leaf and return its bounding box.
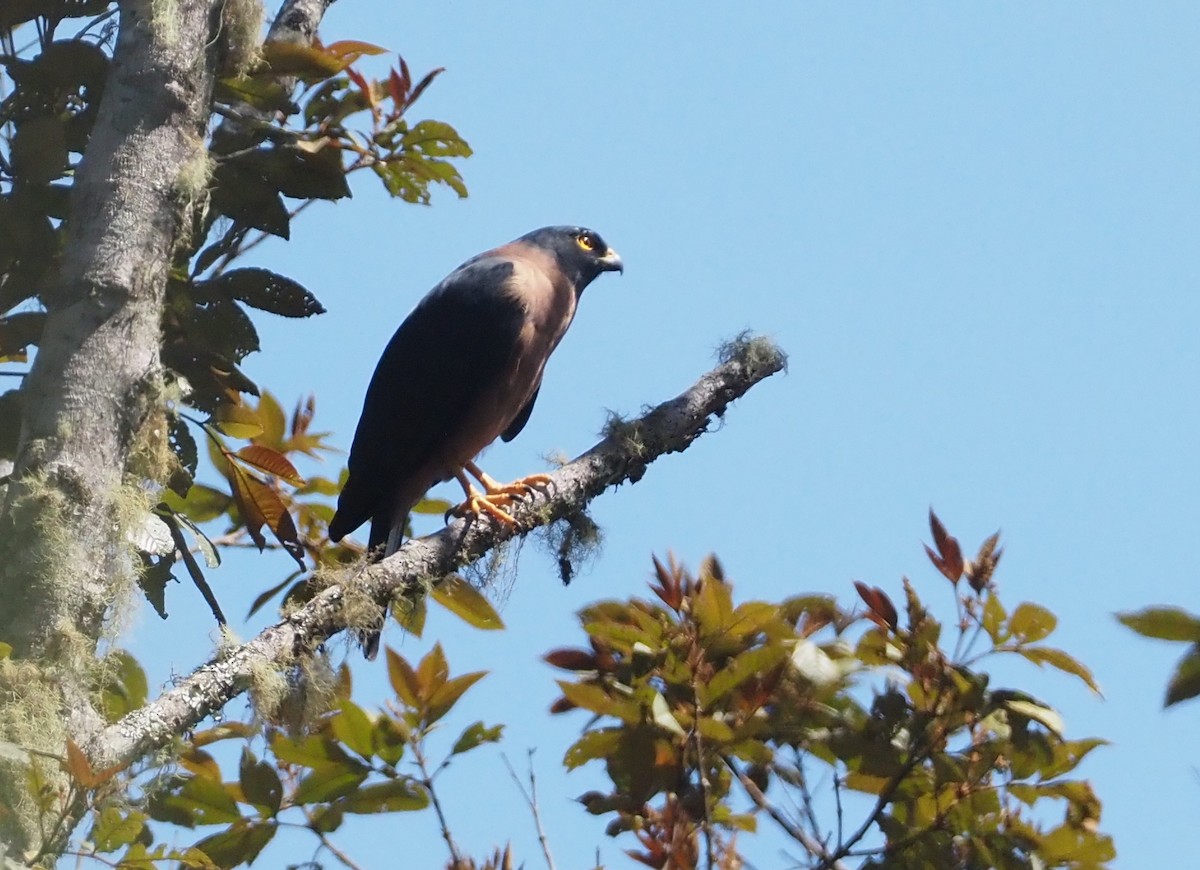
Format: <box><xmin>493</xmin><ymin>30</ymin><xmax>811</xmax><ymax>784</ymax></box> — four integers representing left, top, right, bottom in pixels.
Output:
<box><xmin>927</xmin><ymin>509</ymin><xmax>964</xmax><ymax>583</ymax></box>
<box><xmin>544</xmin><ymin>648</ymin><xmax>599</xmax><ymax>671</ymax></box>
<box><xmin>345</xmin><ymin>67</ymin><xmax>375</xmax><ymax>109</ymax></box>
<box><xmin>408</xmin><ymin>66</ymin><xmax>445</xmax><ymax>108</ymax></box>
<box><xmin>388</xmin><ymin>68</ymin><xmax>407</xmax><ymax>107</ymax></box>
<box><xmin>853</xmin><ymin>581</ymin><xmax>898</xmax><ymax>630</ymax></box>
<box><xmin>226</xmin><ymin>464</ymin><xmax>305</xmax><ymax>566</ymax></box>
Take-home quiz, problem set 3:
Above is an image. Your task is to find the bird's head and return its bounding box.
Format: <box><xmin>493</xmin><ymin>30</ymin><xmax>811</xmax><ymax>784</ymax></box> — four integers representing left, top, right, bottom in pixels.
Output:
<box><xmin>519</xmin><ymin>225</ymin><xmax>624</xmax><ymax>289</ymax></box>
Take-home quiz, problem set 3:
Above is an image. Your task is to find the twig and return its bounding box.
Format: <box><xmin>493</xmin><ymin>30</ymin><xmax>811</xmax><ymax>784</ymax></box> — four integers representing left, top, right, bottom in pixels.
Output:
<box><xmin>411</xmin><ymin>739</ymin><xmax>463</xmax><ymax>867</ymax></box>
<box><xmin>90</xmin><ymin>341</ymin><xmax>786</xmax><ymax>770</ymax></box>
<box><xmin>502</xmin><ymin>750</ymin><xmax>558</xmax><ymax>870</ymax></box>
<box><xmin>296</xmin><ymin>811</ymin><xmax>363</xmax><ymax>870</ymax></box>
<box><xmin>165</xmin><ymin>518</ymin><xmax>228</xmax><ymax>625</ymax></box>
<box><xmin>727</xmin><ymin>758</ymin><xmax>848</xmax><ymax>870</ymax></box>
<box><xmin>690</xmin><ymin>667</ymin><xmax>716</xmax><ymax>869</ymax></box>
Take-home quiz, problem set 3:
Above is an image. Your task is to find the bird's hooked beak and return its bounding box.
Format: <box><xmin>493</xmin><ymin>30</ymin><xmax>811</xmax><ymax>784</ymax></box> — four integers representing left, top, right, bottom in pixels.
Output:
<box><xmin>599</xmin><ymin>247</ymin><xmax>624</xmax><ymax>274</ymax></box>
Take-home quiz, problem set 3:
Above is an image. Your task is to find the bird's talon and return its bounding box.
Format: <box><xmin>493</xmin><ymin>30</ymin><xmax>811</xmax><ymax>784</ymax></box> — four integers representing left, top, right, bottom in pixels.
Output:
<box><xmin>451</xmin><ymin>493</ymin><xmax>519</xmax><ymax>527</ymax></box>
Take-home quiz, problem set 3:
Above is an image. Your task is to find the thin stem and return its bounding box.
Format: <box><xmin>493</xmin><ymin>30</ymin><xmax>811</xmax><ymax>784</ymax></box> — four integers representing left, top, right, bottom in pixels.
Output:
<box><xmin>502</xmin><ymin>750</ymin><xmax>558</xmax><ymax>870</ymax></box>
<box><xmin>411</xmin><ymin>736</ymin><xmax>463</xmax><ymax>867</ymax></box>
<box><xmin>297</xmin><ymin>811</ymin><xmax>364</xmax><ymax>870</ymax></box>
<box><xmin>690</xmin><ymin>663</ymin><xmax>716</xmax><ymax>870</ymax></box>
<box><xmin>727</xmin><ymin>758</ymin><xmax>847</xmax><ymax>870</ymax></box>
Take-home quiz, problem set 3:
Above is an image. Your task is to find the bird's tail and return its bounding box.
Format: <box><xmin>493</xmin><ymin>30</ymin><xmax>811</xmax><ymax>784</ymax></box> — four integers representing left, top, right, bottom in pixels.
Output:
<box><xmin>359</xmin><ymin>506</ymin><xmax>410</xmax><ymax>660</ymax></box>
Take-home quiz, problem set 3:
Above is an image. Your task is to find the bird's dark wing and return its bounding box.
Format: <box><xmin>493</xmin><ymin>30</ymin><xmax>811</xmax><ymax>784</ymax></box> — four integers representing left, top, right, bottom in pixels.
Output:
<box><xmin>500</xmin><ymin>384</ymin><xmax>540</xmax><ymax>443</ymax></box>
<box><xmin>329</xmin><ymin>257</ymin><xmax>526</xmax><ymax>545</ymax></box>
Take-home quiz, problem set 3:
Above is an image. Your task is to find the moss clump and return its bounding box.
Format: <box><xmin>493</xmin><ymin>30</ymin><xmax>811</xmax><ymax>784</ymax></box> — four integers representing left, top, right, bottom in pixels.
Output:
<box><xmin>0</xmin><ymin>657</ymin><xmax>68</xmax><ymax>854</ymax></box>
<box><xmin>716</xmin><ymin>331</ymin><xmax>788</xmax><ymax>375</ymax></box>
<box><xmin>601</xmin><ymin>411</ymin><xmax>648</xmax><ymax>458</ymax></box>
<box><xmin>219</xmin><ymin>0</ymin><xmax>265</xmax><ymax>76</ymax></box>
<box><xmin>536</xmin><ymin>510</ymin><xmax>603</xmax><ymax>586</ymax></box>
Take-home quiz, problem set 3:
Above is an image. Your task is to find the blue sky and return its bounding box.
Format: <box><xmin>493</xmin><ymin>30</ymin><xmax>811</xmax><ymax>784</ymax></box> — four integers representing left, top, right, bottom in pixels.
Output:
<box><xmin>124</xmin><ymin>3</ymin><xmax>1200</xmax><ymax>866</ymax></box>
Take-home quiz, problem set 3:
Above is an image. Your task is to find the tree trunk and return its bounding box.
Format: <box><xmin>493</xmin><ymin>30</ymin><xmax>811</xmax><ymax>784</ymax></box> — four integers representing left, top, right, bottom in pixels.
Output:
<box><xmin>0</xmin><ymin>0</ymin><xmax>223</xmax><ymax>855</ymax></box>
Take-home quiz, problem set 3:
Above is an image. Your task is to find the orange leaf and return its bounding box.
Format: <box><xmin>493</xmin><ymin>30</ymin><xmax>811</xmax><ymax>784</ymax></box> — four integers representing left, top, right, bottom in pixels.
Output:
<box><xmin>64</xmin><ymin>739</ymin><xmax>96</xmax><ymax>788</ymax></box>
<box><xmin>235</xmin><ymin>444</ymin><xmax>305</xmax><ymax>486</ymax></box>
<box><xmin>325</xmin><ymin>39</ymin><xmax>389</xmax><ymax>60</ymax></box>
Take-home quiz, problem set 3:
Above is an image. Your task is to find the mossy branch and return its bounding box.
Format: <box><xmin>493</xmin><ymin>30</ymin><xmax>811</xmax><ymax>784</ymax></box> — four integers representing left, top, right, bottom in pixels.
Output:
<box><xmin>90</xmin><ymin>336</ymin><xmax>786</xmax><ymax>770</ymax></box>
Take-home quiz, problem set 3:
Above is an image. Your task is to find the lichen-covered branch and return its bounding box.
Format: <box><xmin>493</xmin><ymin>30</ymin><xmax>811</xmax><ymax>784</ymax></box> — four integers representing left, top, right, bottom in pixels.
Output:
<box><xmin>91</xmin><ymin>338</ymin><xmax>786</xmax><ymax>770</ymax></box>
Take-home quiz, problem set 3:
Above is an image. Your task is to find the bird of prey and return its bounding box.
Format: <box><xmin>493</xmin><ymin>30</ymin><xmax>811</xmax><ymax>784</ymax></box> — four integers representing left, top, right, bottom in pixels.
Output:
<box><xmin>329</xmin><ymin>226</ymin><xmax>622</xmax><ymax>648</ymax></box>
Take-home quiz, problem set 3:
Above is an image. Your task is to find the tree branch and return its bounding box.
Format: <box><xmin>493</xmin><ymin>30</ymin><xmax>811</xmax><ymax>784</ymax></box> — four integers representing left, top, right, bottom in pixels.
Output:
<box><xmin>90</xmin><ymin>337</ymin><xmax>786</xmax><ymax>770</ymax></box>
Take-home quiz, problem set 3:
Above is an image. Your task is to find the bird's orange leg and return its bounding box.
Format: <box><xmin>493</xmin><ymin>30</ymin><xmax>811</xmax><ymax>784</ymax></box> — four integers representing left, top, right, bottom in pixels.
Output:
<box><xmin>448</xmin><ymin>461</ymin><xmax>552</xmax><ymax>526</ymax></box>
<box><xmin>464</xmin><ymin>460</ymin><xmax>553</xmax><ymax>499</ymax></box>
<box><xmin>450</xmin><ymin>468</ymin><xmax>520</xmax><ymax>527</ymax></box>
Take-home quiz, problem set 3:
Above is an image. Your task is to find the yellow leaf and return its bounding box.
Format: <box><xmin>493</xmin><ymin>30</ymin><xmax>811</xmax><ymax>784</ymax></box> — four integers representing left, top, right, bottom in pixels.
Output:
<box><xmin>431</xmin><ymin>575</ymin><xmax>504</xmax><ymax>630</ymax></box>
<box><xmin>213</xmin><ymin>401</ymin><xmax>263</xmax><ymax>439</ymax></box>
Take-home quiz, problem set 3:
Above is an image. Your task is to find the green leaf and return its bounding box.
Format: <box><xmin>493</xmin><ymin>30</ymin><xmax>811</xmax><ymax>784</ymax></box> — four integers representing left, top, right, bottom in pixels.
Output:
<box><xmin>1166</xmin><ymin>645</ymin><xmax>1200</xmax><ymax>707</ymax></box>
<box><xmin>982</xmin><ymin>591</ymin><xmax>1008</xmax><ymax>643</ymax></box>
<box><xmin>238</xmin><ymin>749</ymin><xmax>282</xmax><ymax>817</ymax></box>
<box><xmin>90</xmin><ymin>806</ymin><xmax>147</xmax><ymax>852</ymax></box>
<box><xmin>169</xmin><ymin>775</ymin><xmax>243</xmax><ymax>826</ymax></box>
<box><xmin>292</xmin><ymin>763</ymin><xmax>369</xmax><ymax>805</ymax></box>
<box><xmin>426</xmin><ymin>671</ymin><xmax>487</xmax><ymax>724</ymax></box>
<box><xmin>696</xmin><ymin>716</ymin><xmax>735</xmax><ymax>744</ymax></box>
<box><xmin>161</xmin><ymin>483</ymin><xmax>233</xmax><ymax>524</ymax></box>
<box><xmin>1020</xmin><ymin>646</ymin><xmax>1102</xmax><ymax>695</ymax></box>
<box><xmin>215</xmin><ymin>75</ymin><xmax>293</xmax><ymax>113</ymax></box>
<box><xmin>213</xmin><ymin>402</ymin><xmax>264</xmax><ymax>439</ymax></box>
<box><xmin>331</xmin><ymin>699</ymin><xmax>375</xmax><ymax>759</ymax></box>
<box><xmin>1117</xmin><ymin>606</ymin><xmax>1200</xmax><ymax>642</ymax></box>
<box><xmin>174</xmin><ymin>512</ymin><xmax>221</xmax><ymax>569</ymax></box>
<box><xmin>391</xmin><ymin>592</ymin><xmax>427</xmax><ymax>638</ymax></box>
<box><xmin>339</xmin><ymin>778</ymin><xmax>429</xmax><ymax>814</ymax></box>
<box><xmin>193</xmin><ymin>821</ymin><xmax>276</xmax><ymax>868</ymax></box>
<box><xmin>386</xmin><ymin>648</ymin><xmax>422</xmax><ymax>707</ymax></box>
<box><xmin>100</xmin><ymin>650</ymin><xmax>149</xmax><ymax>722</ymax></box>
<box><xmin>254</xmin><ymin>391</ymin><xmax>287</xmax><ymax>449</ymax></box>
<box><xmin>372</xmin><ymin>716</ymin><xmax>409</xmax><ymax>766</ymax></box>
<box><xmin>450</xmin><ymin>721</ymin><xmax>504</xmax><ymax>756</ymax></box>
<box><xmin>563</xmin><ymin>728</ymin><xmax>622</xmax><ymax>771</ymax></box>
<box><xmin>412</xmin><ymin>497</ymin><xmax>453</xmax><ymax>515</ymax></box>
<box><xmin>246</xmin><ymin>574</ymin><xmax>296</xmax><ymax>619</ymax></box>
<box><xmin>270</xmin><ymin>732</ymin><xmax>354</xmax><ymax>769</ymax></box>
<box><xmin>431</xmin><ymin>575</ymin><xmax>504</xmax><ymax>630</ymax></box>
<box><xmin>701</xmin><ymin>644</ymin><xmax>787</xmax><ymax>705</ymax></box>
<box><xmin>1009</xmin><ymin>602</ymin><xmax>1057</xmax><ymax>643</ymax></box>
<box><xmin>556</xmin><ymin>676</ymin><xmax>643</xmax><ymax>724</ymax></box>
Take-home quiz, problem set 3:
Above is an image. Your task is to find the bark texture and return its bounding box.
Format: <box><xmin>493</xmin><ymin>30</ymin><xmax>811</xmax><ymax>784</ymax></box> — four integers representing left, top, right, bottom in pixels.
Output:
<box><xmin>0</xmin><ymin>0</ymin><xmax>223</xmax><ymax>857</ymax></box>
<box><xmin>0</xmin><ymin>0</ymin><xmax>222</xmax><ymax>654</ymax></box>
<box><xmin>91</xmin><ymin>340</ymin><xmax>786</xmax><ymax>770</ymax></box>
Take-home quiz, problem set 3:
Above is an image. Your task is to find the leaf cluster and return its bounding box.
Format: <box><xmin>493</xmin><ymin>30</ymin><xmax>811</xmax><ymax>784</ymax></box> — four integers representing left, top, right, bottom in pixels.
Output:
<box><xmin>547</xmin><ymin>515</ymin><xmax>1112</xmax><ymax>869</ymax></box>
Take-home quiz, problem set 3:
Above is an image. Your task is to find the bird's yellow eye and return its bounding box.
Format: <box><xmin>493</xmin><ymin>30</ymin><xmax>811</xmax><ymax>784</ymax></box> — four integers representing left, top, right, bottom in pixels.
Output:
<box><xmin>576</xmin><ymin>233</ymin><xmax>595</xmax><ymax>252</ymax></box>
